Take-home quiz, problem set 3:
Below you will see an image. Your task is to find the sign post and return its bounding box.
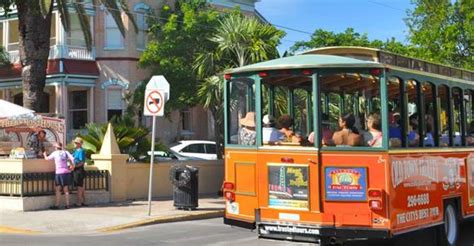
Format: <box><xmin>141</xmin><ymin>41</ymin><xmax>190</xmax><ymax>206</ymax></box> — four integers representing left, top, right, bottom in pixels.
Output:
<box><xmin>144</xmin><ymin>76</ymin><xmax>170</xmax><ymax>216</ymax></box>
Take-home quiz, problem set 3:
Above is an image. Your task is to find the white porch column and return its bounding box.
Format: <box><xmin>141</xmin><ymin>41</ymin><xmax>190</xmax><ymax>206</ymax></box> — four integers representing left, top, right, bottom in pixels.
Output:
<box><xmin>88</xmin><ymin>87</ymin><xmax>95</xmax><ymax>123</ymax></box>
<box><xmin>61</xmin><ymin>84</ymin><xmax>68</xmax><ymax>129</ymax></box>
<box><xmin>55</xmin><ymin>85</ymin><xmax>61</xmax><ymax>114</ymax></box>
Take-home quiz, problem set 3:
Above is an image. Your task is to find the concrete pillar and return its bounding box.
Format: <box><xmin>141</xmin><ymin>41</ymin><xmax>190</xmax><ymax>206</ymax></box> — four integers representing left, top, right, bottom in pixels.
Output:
<box><xmin>91</xmin><ymin>123</ymin><xmax>128</xmax><ymax>202</ymax></box>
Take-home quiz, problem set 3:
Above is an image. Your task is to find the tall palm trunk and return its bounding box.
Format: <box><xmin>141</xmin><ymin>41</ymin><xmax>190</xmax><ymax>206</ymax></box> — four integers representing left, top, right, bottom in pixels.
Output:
<box><xmin>17</xmin><ymin>1</ymin><xmax>53</xmax><ymax>111</ymax></box>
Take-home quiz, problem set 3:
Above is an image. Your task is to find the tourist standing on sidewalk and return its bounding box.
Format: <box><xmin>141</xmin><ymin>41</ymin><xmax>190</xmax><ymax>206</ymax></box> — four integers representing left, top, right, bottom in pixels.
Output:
<box><xmin>44</xmin><ymin>143</ymin><xmax>75</xmax><ymax>209</ymax></box>
<box><xmin>72</xmin><ymin>137</ymin><xmax>87</xmax><ymax>207</ymax></box>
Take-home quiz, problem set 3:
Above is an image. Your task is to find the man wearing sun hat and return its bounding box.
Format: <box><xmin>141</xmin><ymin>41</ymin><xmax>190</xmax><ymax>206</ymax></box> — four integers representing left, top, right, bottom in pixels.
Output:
<box><xmin>72</xmin><ymin>137</ymin><xmax>87</xmax><ymax>207</ymax></box>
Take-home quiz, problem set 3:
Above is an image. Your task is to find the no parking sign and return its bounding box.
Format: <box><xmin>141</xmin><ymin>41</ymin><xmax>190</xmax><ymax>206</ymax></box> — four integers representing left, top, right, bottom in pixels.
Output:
<box><xmin>144</xmin><ymin>75</ymin><xmax>170</xmax><ymax>216</ymax></box>
<box><xmin>143</xmin><ymin>76</ymin><xmax>169</xmax><ymax>116</ymax></box>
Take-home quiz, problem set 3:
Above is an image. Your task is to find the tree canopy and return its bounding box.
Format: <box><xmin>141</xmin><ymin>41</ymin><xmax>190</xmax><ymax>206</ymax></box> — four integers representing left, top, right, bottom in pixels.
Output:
<box><xmin>406</xmin><ymin>0</ymin><xmax>473</xmax><ymax>70</ymax></box>
<box><xmin>290</xmin><ymin>28</ymin><xmax>415</xmax><ymax>57</ymax></box>
<box><xmin>290</xmin><ymin>0</ymin><xmax>473</xmax><ymax>71</ymax></box>
<box><xmin>138</xmin><ymin>0</ymin><xmax>220</xmax><ymax>111</ymax></box>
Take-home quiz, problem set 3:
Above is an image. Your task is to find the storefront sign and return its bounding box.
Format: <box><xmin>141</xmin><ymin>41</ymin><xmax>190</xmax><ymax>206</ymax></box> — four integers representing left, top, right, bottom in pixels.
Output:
<box><xmin>268</xmin><ymin>163</ymin><xmax>309</xmax><ymax>209</ymax></box>
<box><xmin>325</xmin><ymin>167</ymin><xmax>367</xmax><ymax>201</ymax></box>
<box><xmin>0</xmin><ymin>117</ymin><xmax>64</xmax><ymax>133</ymax></box>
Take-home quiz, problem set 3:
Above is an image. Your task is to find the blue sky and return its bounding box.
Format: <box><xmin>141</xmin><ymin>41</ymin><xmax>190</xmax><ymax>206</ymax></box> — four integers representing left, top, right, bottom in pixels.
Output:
<box><xmin>255</xmin><ymin>0</ymin><xmax>414</xmax><ymax>53</ymax></box>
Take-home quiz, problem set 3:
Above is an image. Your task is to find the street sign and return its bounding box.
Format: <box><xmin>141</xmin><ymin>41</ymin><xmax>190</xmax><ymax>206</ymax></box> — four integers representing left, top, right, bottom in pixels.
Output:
<box><xmin>146</xmin><ymin>75</ymin><xmax>170</xmax><ymax>100</ymax></box>
<box><xmin>144</xmin><ymin>89</ymin><xmax>165</xmax><ymax>116</ymax></box>
<box><xmin>144</xmin><ymin>75</ymin><xmax>170</xmax><ymax>216</ymax></box>
<box><xmin>144</xmin><ymin>76</ymin><xmax>170</xmax><ymax>117</ymax></box>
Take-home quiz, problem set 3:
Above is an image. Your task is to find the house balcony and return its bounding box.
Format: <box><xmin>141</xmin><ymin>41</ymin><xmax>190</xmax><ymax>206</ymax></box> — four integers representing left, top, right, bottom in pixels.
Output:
<box><xmin>8</xmin><ymin>45</ymin><xmax>96</xmax><ymax>64</ymax></box>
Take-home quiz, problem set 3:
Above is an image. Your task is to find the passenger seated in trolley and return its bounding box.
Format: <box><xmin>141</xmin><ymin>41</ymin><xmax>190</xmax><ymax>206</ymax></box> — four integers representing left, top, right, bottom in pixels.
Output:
<box><xmin>468</xmin><ymin>122</ymin><xmax>474</xmax><ymax>146</ymax></box>
<box><xmin>262</xmin><ymin>114</ymin><xmax>283</xmax><ymax>144</ymax></box>
<box><xmin>328</xmin><ymin>113</ymin><xmax>361</xmax><ymax>147</ymax></box>
<box><xmin>277</xmin><ymin>115</ymin><xmax>300</xmax><ymax>144</ymax></box>
<box><xmin>362</xmin><ymin>112</ymin><xmax>382</xmax><ymax>147</ymax></box>
<box><xmin>308</xmin><ymin>113</ymin><xmax>333</xmax><ymax>145</ymax></box>
<box><xmin>408</xmin><ymin>114</ymin><xmax>420</xmax><ymax>147</ymax></box>
<box><xmin>238</xmin><ymin>112</ymin><xmax>256</xmax><ymax>145</ymax></box>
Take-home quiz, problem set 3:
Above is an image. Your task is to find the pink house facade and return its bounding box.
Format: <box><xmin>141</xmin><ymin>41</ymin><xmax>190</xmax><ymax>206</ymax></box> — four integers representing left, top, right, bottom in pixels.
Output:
<box><xmin>0</xmin><ymin>0</ymin><xmax>263</xmax><ymax>144</ymax></box>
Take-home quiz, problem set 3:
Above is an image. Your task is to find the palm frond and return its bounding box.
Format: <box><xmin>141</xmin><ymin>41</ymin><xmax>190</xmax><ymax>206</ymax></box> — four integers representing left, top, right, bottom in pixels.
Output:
<box><xmin>118</xmin><ymin>0</ymin><xmax>138</xmax><ymax>33</ymax></box>
<box><xmin>73</xmin><ymin>2</ymin><xmax>93</xmax><ymax>50</ymax></box>
<box><xmin>100</xmin><ymin>0</ymin><xmax>127</xmax><ymax>37</ymax></box>
<box><xmin>39</xmin><ymin>0</ymin><xmax>53</xmax><ymax>18</ymax></box>
<box><xmin>56</xmin><ymin>0</ymin><xmax>71</xmax><ymax>32</ymax></box>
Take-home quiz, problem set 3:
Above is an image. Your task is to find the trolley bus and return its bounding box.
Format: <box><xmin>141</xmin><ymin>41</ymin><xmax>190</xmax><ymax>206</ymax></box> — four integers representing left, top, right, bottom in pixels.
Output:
<box><xmin>222</xmin><ymin>47</ymin><xmax>474</xmax><ymax>245</ymax></box>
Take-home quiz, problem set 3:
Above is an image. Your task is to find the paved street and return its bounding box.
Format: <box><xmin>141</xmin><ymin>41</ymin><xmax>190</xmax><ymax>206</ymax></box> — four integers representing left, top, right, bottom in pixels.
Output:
<box><xmin>1</xmin><ymin>218</ymin><xmax>473</xmax><ymax>246</ymax></box>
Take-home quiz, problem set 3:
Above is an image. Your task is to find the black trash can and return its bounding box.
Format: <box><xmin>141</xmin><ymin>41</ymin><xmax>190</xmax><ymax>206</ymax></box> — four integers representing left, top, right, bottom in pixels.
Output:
<box><xmin>169</xmin><ymin>165</ymin><xmax>199</xmax><ymax>210</ymax></box>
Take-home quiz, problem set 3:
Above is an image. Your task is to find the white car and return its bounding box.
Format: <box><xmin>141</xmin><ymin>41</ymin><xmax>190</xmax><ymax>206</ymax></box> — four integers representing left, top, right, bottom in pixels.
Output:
<box><xmin>170</xmin><ymin>140</ymin><xmax>217</xmax><ymax>160</ymax></box>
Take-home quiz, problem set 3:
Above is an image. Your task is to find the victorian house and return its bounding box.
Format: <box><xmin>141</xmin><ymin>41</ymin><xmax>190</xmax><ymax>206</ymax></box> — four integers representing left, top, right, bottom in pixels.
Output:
<box><xmin>0</xmin><ymin>0</ymin><xmax>264</xmax><ymax>143</ymax></box>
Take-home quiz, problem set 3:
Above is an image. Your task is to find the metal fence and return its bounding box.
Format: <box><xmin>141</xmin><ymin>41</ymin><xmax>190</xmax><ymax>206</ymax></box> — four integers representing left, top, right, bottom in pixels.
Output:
<box><xmin>0</xmin><ymin>170</ymin><xmax>109</xmax><ymax>197</ymax></box>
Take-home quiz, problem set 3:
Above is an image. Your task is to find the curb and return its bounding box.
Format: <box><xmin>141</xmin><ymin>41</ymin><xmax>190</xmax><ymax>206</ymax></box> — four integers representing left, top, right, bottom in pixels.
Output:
<box><xmin>97</xmin><ymin>210</ymin><xmax>224</xmax><ymax>233</ymax></box>
<box><xmin>0</xmin><ymin>226</ymin><xmax>42</xmax><ymax>235</ymax></box>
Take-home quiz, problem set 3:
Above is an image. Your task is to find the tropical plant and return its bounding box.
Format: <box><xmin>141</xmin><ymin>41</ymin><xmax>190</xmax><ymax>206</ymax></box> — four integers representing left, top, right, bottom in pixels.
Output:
<box><xmin>76</xmin><ymin>116</ymin><xmax>166</xmax><ymax>162</ymax></box>
<box><xmin>0</xmin><ymin>0</ymin><xmax>136</xmax><ymax>111</ymax></box>
<box><xmin>194</xmin><ymin>12</ymin><xmax>285</xmax><ymax>158</ymax></box>
<box><xmin>0</xmin><ymin>46</ymin><xmax>9</xmax><ymax>67</ymax></box>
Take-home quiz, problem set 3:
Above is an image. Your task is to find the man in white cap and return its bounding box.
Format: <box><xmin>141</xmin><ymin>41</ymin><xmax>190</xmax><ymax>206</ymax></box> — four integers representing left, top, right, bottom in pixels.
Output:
<box><xmin>262</xmin><ymin>114</ymin><xmax>282</xmax><ymax>144</ymax></box>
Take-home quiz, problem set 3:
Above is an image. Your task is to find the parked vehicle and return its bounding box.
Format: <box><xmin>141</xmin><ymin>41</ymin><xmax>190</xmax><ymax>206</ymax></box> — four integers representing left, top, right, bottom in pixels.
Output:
<box><xmin>170</xmin><ymin>140</ymin><xmax>217</xmax><ymax>160</ymax></box>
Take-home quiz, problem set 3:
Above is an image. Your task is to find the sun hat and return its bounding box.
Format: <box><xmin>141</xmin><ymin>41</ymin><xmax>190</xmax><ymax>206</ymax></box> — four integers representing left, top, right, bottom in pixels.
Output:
<box><xmin>262</xmin><ymin>114</ymin><xmax>275</xmax><ymax>125</ymax></box>
<box><xmin>240</xmin><ymin>112</ymin><xmax>256</xmax><ymax>127</ymax></box>
<box><xmin>73</xmin><ymin>137</ymin><xmax>83</xmax><ymax>144</ymax></box>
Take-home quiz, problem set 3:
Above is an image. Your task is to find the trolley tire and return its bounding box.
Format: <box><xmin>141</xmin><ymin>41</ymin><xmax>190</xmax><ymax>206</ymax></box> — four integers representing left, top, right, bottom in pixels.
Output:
<box><xmin>437</xmin><ymin>202</ymin><xmax>459</xmax><ymax>246</ymax></box>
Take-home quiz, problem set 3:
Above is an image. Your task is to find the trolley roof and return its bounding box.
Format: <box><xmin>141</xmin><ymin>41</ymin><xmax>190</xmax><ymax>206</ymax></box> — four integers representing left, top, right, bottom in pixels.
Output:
<box><xmin>228</xmin><ymin>54</ymin><xmax>383</xmax><ymax>74</ymax></box>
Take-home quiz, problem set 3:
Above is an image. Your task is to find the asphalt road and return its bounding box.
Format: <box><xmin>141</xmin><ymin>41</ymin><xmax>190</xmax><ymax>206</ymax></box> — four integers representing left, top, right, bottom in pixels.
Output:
<box><xmin>1</xmin><ymin>218</ymin><xmax>473</xmax><ymax>246</ymax></box>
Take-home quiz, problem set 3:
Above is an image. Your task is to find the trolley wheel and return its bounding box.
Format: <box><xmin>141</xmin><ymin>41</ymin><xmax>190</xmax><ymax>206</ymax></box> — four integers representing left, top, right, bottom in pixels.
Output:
<box><xmin>437</xmin><ymin>202</ymin><xmax>459</xmax><ymax>246</ymax></box>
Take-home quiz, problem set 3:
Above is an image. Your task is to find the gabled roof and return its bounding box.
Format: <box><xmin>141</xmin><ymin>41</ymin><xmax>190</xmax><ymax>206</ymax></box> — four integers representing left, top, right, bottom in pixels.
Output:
<box><xmin>228</xmin><ymin>54</ymin><xmax>383</xmax><ymax>74</ymax></box>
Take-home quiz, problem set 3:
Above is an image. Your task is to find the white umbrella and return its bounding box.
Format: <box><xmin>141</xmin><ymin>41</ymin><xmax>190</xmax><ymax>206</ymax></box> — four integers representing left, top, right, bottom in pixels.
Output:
<box><xmin>0</xmin><ymin>99</ymin><xmax>35</xmax><ymax>118</ymax></box>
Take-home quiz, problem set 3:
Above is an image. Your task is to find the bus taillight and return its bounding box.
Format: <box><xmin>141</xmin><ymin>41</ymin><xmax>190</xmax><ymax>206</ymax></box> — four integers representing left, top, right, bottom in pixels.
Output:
<box><xmin>368</xmin><ymin>189</ymin><xmax>384</xmax><ymax>211</ymax></box>
<box><xmin>224</xmin><ymin>191</ymin><xmax>235</xmax><ymax>202</ymax></box>
<box><xmin>369</xmin><ymin>200</ymin><xmax>383</xmax><ymax>211</ymax></box>
<box><xmin>223</xmin><ymin>182</ymin><xmax>235</xmax><ymax>190</ymax></box>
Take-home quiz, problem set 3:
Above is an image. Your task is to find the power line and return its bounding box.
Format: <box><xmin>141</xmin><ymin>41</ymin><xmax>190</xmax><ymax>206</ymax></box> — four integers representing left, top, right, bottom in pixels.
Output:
<box><xmin>367</xmin><ymin>0</ymin><xmax>406</xmax><ymax>12</ymax></box>
<box><xmin>71</xmin><ymin>2</ymin><xmax>314</xmax><ymax>38</ymax></box>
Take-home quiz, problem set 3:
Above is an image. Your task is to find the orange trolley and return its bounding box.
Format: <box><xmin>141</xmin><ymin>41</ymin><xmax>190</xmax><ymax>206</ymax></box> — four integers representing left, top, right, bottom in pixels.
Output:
<box><xmin>222</xmin><ymin>47</ymin><xmax>474</xmax><ymax>245</ymax></box>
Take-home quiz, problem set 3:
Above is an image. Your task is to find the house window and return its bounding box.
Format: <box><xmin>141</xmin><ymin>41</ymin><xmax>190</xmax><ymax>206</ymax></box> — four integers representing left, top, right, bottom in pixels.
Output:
<box><xmin>69</xmin><ymin>91</ymin><xmax>88</xmax><ymax>129</ymax></box>
<box><xmin>8</xmin><ymin>19</ymin><xmax>19</xmax><ymax>51</ymax></box>
<box><xmin>181</xmin><ymin>108</ymin><xmax>192</xmax><ymax>131</ymax></box>
<box><xmin>13</xmin><ymin>92</ymin><xmax>50</xmax><ymax>113</ymax></box>
<box><xmin>107</xmin><ymin>89</ymin><xmax>123</xmax><ymax>121</ymax></box>
<box><xmin>50</xmin><ymin>13</ymin><xmax>56</xmax><ymax>46</ymax></box>
<box><xmin>104</xmin><ymin>12</ymin><xmax>124</xmax><ymax>49</ymax></box>
<box><xmin>134</xmin><ymin>3</ymin><xmax>150</xmax><ymax>50</ymax></box>
<box><xmin>66</xmin><ymin>13</ymin><xmax>91</xmax><ymax>47</ymax></box>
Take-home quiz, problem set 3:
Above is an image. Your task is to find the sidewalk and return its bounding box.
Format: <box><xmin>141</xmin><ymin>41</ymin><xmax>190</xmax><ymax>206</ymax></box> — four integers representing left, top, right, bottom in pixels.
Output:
<box><xmin>0</xmin><ymin>197</ymin><xmax>224</xmax><ymax>234</ymax></box>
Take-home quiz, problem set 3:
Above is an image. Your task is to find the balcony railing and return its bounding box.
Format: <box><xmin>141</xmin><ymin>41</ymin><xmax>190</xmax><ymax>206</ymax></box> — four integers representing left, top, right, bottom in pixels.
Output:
<box><xmin>8</xmin><ymin>45</ymin><xmax>96</xmax><ymax>64</ymax></box>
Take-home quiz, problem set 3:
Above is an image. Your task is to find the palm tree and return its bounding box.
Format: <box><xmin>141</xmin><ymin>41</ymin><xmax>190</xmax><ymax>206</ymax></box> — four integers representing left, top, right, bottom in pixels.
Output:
<box><xmin>0</xmin><ymin>0</ymin><xmax>136</xmax><ymax>111</ymax></box>
<box><xmin>194</xmin><ymin>13</ymin><xmax>285</xmax><ymax>158</ymax></box>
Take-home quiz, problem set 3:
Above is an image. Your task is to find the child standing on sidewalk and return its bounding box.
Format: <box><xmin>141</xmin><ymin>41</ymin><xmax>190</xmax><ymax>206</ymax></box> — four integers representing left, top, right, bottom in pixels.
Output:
<box><xmin>44</xmin><ymin>143</ymin><xmax>75</xmax><ymax>209</ymax></box>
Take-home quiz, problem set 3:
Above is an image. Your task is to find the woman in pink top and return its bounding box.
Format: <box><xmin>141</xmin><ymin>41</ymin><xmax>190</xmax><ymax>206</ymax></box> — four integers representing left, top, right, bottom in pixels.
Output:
<box><xmin>44</xmin><ymin>143</ymin><xmax>75</xmax><ymax>209</ymax></box>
